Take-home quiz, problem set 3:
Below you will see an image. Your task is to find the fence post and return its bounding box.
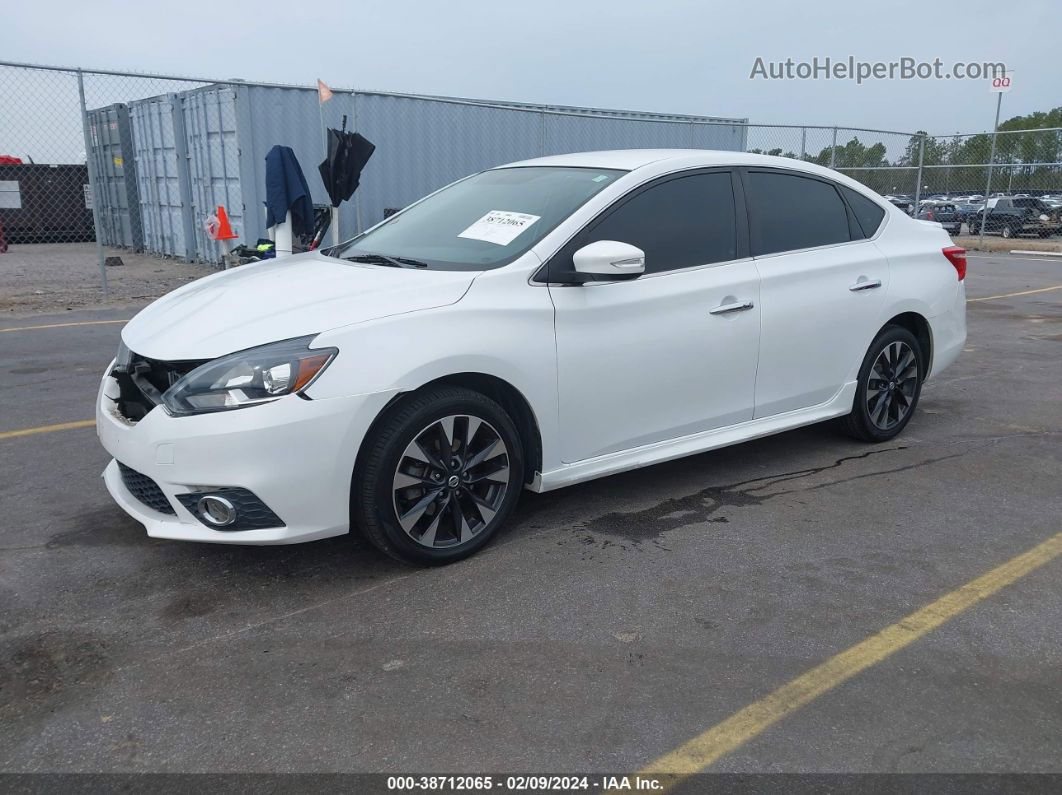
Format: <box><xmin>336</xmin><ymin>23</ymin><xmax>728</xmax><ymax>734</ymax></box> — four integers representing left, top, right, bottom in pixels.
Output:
<box><xmin>913</xmin><ymin>135</ymin><xmax>926</xmax><ymax>209</ymax></box>
<box><xmin>77</xmin><ymin>69</ymin><xmax>108</xmax><ymax>301</ymax></box>
<box><xmin>800</xmin><ymin>127</ymin><xmax>806</xmax><ymax>161</ymax></box>
<box><xmin>829</xmin><ymin>126</ymin><xmax>837</xmax><ymax>169</ymax></box>
<box><xmin>978</xmin><ymin>92</ymin><xmax>1003</xmax><ymax>248</ymax></box>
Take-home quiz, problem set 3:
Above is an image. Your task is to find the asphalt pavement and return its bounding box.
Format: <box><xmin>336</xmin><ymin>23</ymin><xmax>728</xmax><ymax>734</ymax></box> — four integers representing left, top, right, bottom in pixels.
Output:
<box><xmin>1</xmin><ymin>253</ymin><xmax>1060</xmax><ymax>774</ymax></box>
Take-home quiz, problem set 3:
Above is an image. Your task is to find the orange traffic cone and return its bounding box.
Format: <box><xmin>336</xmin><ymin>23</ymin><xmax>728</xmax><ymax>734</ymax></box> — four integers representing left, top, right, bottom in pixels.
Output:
<box><xmin>214</xmin><ymin>206</ymin><xmax>238</xmax><ymax>240</ymax></box>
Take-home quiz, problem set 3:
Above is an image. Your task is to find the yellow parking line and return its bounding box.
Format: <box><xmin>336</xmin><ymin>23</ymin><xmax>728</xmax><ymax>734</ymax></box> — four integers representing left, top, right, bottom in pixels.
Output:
<box><xmin>968</xmin><ymin>284</ymin><xmax>1062</xmax><ymax>303</ymax></box>
<box><xmin>0</xmin><ymin>419</ymin><xmax>96</xmax><ymax>441</ymax></box>
<box><xmin>0</xmin><ymin>319</ymin><xmax>128</xmax><ymax>333</ymax></box>
<box><xmin>638</xmin><ymin>531</ymin><xmax>1062</xmax><ymax>782</ymax></box>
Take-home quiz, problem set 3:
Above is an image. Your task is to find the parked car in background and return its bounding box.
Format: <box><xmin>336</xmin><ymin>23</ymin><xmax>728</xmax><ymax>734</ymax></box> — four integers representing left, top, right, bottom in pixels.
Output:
<box><xmin>915</xmin><ymin>202</ymin><xmax>962</xmax><ymax>235</ymax></box>
<box><xmin>97</xmin><ymin>150</ymin><xmax>967</xmax><ymax>564</ymax></box>
<box><xmin>968</xmin><ymin>196</ymin><xmax>1062</xmax><ymax>238</ymax></box>
<box><xmin>954</xmin><ymin>202</ymin><xmax>986</xmax><ymax>228</ymax></box>
<box><xmin>884</xmin><ymin>194</ymin><xmax>914</xmax><ymax>215</ymax></box>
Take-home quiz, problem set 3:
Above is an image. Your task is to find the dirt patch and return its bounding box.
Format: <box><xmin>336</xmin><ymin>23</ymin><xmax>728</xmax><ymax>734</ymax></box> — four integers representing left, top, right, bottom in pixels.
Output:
<box><xmin>0</xmin><ymin>242</ymin><xmax>217</xmax><ymax>315</ymax></box>
<box><xmin>952</xmin><ymin>234</ymin><xmax>1062</xmax><ymax>254</ymax></box>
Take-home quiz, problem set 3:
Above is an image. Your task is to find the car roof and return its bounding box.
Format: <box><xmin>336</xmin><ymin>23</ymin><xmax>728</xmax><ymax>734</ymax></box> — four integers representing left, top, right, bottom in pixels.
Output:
<box><xmin>496</xmin><ymin>149</ymin><xmax>858</xmax><ymax>181</ymax></box>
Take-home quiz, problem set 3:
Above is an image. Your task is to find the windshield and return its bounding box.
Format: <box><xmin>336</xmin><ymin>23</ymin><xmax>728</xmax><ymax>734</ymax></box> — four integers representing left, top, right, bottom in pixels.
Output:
<box><xmin>331</xmin><ymin>166</ymin><xmax>625</xmax><ymax>271</ymax></box>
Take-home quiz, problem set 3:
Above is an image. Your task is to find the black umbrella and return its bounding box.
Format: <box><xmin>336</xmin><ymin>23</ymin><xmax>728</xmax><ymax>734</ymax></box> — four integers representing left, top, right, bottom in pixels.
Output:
<box><xmin>318</xmin><ymin>126</ymin><xmax>375</xmax><ymax>208</ymax></box>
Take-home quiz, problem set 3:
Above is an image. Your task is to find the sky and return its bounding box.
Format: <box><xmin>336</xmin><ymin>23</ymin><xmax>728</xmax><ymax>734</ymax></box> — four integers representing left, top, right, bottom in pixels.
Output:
<box><xmin>1</xmin><ymin>0</ymin><xmax>1057</xmax><ymax>144</ymax></box>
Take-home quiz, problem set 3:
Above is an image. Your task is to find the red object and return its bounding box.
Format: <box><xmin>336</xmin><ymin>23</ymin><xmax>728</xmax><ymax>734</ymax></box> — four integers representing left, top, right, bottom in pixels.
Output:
<box><xmin>0</xmin><ymin>155</ymin><xmax>23</xmax><ymax>164</ymax></box>
<box><xmin>942</xmin><ymin>246</ymin><xmax>967</xmax><ymax>280</ymax></box>
<box><xmin>214</xmin><ymin>206</ymin><xmax>238</xmax><ymax>240</ymax></box>
<box><xmin>925</xmin><ymin>210</ymin><xmax>934</xmax><ymax>220</ymax></box>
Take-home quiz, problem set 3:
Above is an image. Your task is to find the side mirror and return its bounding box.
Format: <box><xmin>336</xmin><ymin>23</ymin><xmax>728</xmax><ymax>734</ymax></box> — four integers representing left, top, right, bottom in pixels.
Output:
<box><xmin>571</xmin><ymin>240</ymin><xmax>645</xmax><ymax>280</ymax></box>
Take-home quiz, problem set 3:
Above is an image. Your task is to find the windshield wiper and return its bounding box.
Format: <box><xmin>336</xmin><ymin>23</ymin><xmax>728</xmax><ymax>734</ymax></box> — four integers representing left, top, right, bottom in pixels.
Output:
<box><xmin>343</xmin><ymin>253</ymin><xmax>428</xmax><ymax>269</ymax></box>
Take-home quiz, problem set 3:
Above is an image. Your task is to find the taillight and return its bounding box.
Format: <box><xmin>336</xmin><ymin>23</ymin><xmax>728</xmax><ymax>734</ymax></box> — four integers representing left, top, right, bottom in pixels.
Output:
<box><xmin>942</xmin><ymin>246</ymin><xmax>966</xmax><ymax>280</ymax></box>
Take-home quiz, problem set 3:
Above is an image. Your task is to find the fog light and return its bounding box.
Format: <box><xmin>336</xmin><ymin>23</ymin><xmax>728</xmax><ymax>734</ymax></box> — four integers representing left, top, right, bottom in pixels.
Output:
<box><xmin>197</xmin><ymin>495</ymin><xmax>237</xmax><ymax>527</ymax></box>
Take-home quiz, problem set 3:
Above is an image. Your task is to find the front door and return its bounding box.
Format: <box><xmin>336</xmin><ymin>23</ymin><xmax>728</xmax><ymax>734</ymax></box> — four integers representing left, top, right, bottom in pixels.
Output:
<box><xmin>547</xmin><ymin>170</ymin><xmax>761</xmax><ymax>463</ymax></box>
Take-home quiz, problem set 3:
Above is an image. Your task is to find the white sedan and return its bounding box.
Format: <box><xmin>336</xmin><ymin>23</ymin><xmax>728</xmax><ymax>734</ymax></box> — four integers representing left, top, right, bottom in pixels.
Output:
<box><xmin>97</xmin><ymin>150</ymin><xmax>967</xmax><ymax>564</ymax></box>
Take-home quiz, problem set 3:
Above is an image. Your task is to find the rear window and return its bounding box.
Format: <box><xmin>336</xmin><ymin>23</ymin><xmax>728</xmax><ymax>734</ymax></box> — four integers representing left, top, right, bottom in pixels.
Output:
<box><xmin>841</xmin><ymin>186</ymin><xmax>887</xmax><ymax>238</ymax></box>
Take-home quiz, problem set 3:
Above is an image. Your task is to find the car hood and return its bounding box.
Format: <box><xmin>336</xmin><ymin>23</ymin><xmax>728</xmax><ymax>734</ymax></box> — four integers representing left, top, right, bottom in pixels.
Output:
<box><xmin>122</xmin><ymin>251</ymin><xmax>478</xmax><ymax>360</ymax></box>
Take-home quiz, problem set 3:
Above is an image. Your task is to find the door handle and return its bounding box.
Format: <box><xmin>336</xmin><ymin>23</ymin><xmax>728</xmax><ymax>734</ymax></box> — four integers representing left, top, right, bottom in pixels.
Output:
<box><xmin>709</xmin><ymin>300</ymin><xmax>754</xmax><ymax>315</ymax></box>
<box><xmin>849</xmin><ymin>279</ymin><xmax>882</xmax><ymax>292</ymax></box>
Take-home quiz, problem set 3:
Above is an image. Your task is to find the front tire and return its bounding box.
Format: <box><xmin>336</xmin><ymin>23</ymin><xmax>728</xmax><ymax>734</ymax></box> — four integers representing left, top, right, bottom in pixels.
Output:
<box><xmin>353</xmin><ymin>385</ymin><xmax>524</xmax><ymax>565</ymax></box>
<box><xmin>840</xmin><ymin>326</ymin><xmax>924</xmax><ymax>442</ymax></box>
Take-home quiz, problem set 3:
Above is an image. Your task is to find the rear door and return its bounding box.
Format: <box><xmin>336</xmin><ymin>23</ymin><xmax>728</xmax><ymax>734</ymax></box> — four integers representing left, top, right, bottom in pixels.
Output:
<box><xmin>547</xmin><ymin>169</ymin><xmax>761</xmax><ymax>463</ymax></box>
<box><xmin>742</xmin><ymin>169</ymin><xmax>891</xmax><ymax>418</ymax></box>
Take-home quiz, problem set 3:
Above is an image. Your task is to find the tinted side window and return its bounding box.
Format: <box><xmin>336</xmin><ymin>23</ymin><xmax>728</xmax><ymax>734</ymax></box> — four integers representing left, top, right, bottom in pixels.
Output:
<box><xmin>1013</xmin><ymin>198</ymin><xmax>1045</xmax><ymax>211</ymax></box>
<box><xmin>746</xmin><ymin>171</ymin><xmax>851</xmax><ymax>255</ymax></box>
<box><xmin>840</xmin><ymin>185</ymin><xmax>887</xmax><ymax>238</ymax></box>
<box><xmin>583</xmin><ymin>172</ymin><xmax>736</xmax><ymax>274</ymax></box>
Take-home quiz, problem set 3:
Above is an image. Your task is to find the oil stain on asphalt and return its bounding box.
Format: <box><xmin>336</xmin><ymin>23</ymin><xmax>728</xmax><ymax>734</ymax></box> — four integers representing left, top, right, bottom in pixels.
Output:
<box><xmin>0</xmin><ymin>629</ymin><xmax>110</xmax><ymax>715</ymax></box>
<box><xmin>574</xmin><ymin>447</ymin><xmax>916</xmax><ymax>543</ymax></box>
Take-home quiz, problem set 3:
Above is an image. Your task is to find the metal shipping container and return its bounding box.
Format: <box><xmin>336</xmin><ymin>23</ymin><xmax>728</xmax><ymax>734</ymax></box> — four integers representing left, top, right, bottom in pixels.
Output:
<box><xmin>341</xmin><ymin>91</ymin><xmax>749</xmax><ymax>238</ymax></box>
<box><xmin>86</xmin><ymin>103</ymin><xmax>143</xmax><ymax>250</ymax></box>
<box><xmin>129</xmin><ymin>94</ymin><xmax>195</xmax><ymax>259</ymax></box>
<box><xmin>121</xmin><ymin>82</ymin><xmax>747</xmax><ymax>264</ymax></box>
<box><xmin>0</xmin><ymin>163</ymin><xmax>94</xmax><ymax>244</ymax></box>
<box><xmin>179</xmin><ymin>83</ymin><xmax>338</xmax><ymax>263</ymax></box>
<box><xmin>181</xmin><ymin>85</ymin><xmax>245</xmax><ymax>264</ymax></box>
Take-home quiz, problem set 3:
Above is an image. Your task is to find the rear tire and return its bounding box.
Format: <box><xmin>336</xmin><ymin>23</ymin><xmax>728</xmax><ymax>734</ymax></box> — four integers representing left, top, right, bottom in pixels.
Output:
<box><xmin>352</xmin><ymin>385</ymin><xmax>524</xmax><ymax>566</ymax></box>
<box><xmin>840</xmin><ymin>326</ymin><xmax>924</xmax><ymax>442</ymax></box>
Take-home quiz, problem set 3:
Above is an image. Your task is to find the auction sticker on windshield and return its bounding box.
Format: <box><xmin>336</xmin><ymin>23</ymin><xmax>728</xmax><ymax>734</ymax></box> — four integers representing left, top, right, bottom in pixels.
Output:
<box><xmin>458</xmin><ymin>210</ymin><xmax>541</xmax><ymax>245</ymax></box>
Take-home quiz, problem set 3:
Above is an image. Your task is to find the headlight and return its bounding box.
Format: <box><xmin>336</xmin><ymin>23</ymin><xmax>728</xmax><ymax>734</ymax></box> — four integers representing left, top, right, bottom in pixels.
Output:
<box><xmin>161</xmin><ymin>336</ymin><xmax>337</xmax><ymax>417</ymax></box>
<box><xmin>114</xmin><ymin>338</ymin><xmax>133</xmax><ymax>373</ymax></box>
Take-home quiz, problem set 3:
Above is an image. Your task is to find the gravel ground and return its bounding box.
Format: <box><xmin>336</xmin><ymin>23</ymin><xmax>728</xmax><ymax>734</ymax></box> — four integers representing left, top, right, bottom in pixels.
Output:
<box><xmin>953</xmin><ymin>234</ymin><xmax>1062</xmax><ymax>254</ymax></box>
<box><xmin>0</xmin><ymin>243</ymin><xmax>217</xmax><ymax>316</ymax></box>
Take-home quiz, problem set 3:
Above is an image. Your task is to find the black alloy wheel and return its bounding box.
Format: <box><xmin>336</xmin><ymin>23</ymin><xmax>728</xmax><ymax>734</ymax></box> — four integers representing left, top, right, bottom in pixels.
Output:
<box><xmin>840</xmin><ymin>326</ymin><xmax>924</xmax><ymax>442</ymax></box>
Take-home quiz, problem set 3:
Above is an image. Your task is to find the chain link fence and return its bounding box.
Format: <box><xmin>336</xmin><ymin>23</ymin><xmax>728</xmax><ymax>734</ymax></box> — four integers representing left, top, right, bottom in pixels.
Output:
<box><xmin>2</xmin><ymin>60</ymin><xmax>1061</xmax><ymax>305</ymax></box>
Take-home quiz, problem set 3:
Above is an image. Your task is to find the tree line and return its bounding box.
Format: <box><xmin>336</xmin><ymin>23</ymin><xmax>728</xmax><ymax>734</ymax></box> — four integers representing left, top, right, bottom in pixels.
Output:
<box><xmin>747</xmin><ymin>107</ymin><xmax>1062</xmax><ymax>195</ymax></box>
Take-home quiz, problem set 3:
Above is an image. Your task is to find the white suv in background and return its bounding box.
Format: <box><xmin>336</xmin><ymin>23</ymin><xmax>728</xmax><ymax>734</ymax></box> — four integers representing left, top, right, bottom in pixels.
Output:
<box><xmin>97</xmin><ymin>150</ymin><xmax>967</xmax><ymax>564</ymax></box>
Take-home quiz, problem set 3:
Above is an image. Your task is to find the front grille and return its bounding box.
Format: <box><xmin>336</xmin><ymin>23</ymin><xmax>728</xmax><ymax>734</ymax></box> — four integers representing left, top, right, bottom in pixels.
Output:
<box><xmin>113</xmin><ymin>352</ymin><xmax>206</xmax><ymax>422</ymax></box>
<box><xmin>117</xmin><ymin>462</ymin><xmax>176</xmax><ymax>515</ymax></box>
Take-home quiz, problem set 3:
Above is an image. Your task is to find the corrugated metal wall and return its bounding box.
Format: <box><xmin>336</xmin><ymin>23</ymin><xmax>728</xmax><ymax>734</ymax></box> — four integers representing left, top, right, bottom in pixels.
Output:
<box><xmin>182</xmin><ymin>86</ymin><xmax>244</xmax><ymax>264</ymax></box>
<box><xmin>85</xmin><ymin>103</ymin><xmax>142</xmax><ymax>249</ymax></box>
<box><xmin>129</xmin><ymin>94</ymin><xmax>195</xmax><ymax>258</ymax></box>
<box><xmin>353</xmin><ymin>93</ymin><xmax>545</xmax><ymax>231</ymax></box>
<box><xmin>94</xmin><ymin>85</ymin><xmax>748</xmax><ymax>264</ymax></box>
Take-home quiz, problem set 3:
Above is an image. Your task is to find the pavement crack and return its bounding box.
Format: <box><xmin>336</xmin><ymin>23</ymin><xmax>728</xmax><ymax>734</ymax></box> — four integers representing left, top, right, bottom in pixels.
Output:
<box><xmin>576</xmin><ymin>446</ymin><xmax>910</xmax><ymax>543</ymax></box>
<box><xmin>571</xmin><ymin>436</ymin><xmax>1026</xmax><ymax>544</ymax></box>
